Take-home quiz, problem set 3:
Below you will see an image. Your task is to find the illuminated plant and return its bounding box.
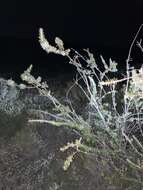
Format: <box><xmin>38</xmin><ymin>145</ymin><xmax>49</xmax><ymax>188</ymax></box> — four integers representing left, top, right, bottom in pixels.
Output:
<box><xmin>20</xmin><ymin>25</ymin><xmax>143</xmax><ymax>187</ymax></box>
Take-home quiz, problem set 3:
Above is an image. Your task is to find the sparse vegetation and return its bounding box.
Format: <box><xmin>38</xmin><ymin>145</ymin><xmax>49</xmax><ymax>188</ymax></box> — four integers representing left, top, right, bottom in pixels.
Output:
<box><xmin>19</xmin><ymin>24</ymin><xmax>143</xmax><ymax>188</ymax></box>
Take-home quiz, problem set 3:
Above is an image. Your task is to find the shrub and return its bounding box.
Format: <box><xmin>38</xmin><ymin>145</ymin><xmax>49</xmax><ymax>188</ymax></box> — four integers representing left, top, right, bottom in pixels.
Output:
<box><xmin>20</xmin><ymin>25</ymin><xmax>143</xmax><ymax>187</ymax></box>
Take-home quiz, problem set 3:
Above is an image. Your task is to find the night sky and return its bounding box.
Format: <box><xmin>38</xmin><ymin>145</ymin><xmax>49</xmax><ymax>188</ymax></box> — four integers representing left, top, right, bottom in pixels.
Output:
<box><xmin>0</xmin><ymin>0</ymin><xmax>143</xmax><ymax>79</ymax></box>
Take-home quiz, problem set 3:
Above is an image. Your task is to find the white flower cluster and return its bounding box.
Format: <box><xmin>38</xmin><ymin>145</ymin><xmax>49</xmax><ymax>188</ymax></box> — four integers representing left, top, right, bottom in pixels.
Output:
<box><xmin>39</xmin><ymin>28</ymin><xmax>70</xmax><ymax>56</ymax></box>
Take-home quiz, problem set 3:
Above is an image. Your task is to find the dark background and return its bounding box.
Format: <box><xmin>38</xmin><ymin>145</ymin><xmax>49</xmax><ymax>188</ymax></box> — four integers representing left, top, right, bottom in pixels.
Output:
<box><xmin>0</xmin><ymin>0</ymin><xmax>143</xmax><ymax>80</ymax></box>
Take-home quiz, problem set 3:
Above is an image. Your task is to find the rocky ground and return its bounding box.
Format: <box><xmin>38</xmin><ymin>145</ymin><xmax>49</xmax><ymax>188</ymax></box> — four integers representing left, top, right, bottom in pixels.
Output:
<box><xmin>0</xmin><ymin>77</ymin><xmax>135</xmax><ymax>190</ymax></box>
